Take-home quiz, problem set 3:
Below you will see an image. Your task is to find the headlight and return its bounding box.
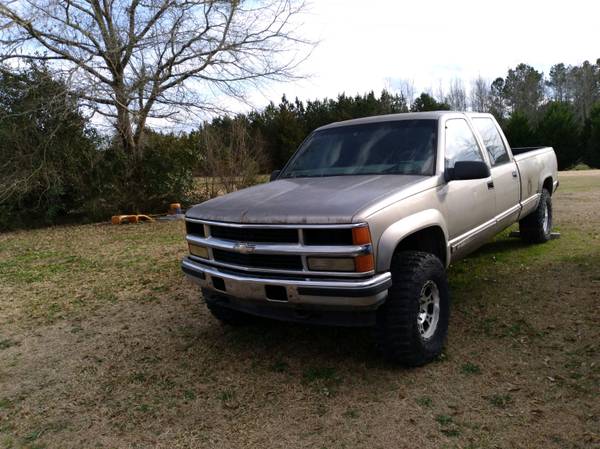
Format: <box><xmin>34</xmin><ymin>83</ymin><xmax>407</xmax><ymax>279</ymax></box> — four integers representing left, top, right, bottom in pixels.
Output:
<box><xmin>189</xmin><ymin>243</ymin><xmax>209</xmax><ymax>259</ymax></box>
<box><xmin>307</xmin><ymin>257</ymin><xmax>355</xmax><ymax>272</ymax></box>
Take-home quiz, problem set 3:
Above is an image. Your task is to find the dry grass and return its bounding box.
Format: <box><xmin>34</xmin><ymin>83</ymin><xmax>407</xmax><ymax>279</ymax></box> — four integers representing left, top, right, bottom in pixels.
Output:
<box><xmin>0</xmin><ymin>171</ymin><xmax>598</xmax><ymax>449</ymax></box>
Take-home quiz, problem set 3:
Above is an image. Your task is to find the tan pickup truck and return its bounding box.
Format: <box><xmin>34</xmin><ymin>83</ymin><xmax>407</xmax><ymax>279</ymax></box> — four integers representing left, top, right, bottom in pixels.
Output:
<box><xmin>182</xmin><ymin>111</ymin><xmax>558</xmax><ymax>366</ymax></box>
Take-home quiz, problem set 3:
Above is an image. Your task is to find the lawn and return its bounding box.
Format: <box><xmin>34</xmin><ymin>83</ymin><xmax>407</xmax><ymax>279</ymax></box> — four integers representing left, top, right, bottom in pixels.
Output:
<box><xmin>0</xmin><ymin>171</ymin><xmax>598</xmax><ymax>449</ymax></box>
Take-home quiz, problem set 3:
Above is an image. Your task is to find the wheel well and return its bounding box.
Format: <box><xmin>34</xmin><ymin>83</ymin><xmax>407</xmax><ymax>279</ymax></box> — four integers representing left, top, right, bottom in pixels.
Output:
<box><xmin>394</xmin><ymin>226</ymin><xmax>447</xmax><ymax>266</ymax></box>
<box><xmin>543</xmin><ymin>177</ymin><xmax>553</xmax><ymax>195</ymax></box>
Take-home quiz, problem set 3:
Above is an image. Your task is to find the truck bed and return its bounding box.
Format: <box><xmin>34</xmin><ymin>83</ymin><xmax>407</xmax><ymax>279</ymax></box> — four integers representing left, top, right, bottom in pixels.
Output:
<box><xmin>511</xmin><ymin>146</ymin><xmax>548</xmax><ymax>156</ymax></box>
<box><xmin>512</xmin><ymin>146</ymin><xmax>557</xmax><ymax>217</ymax></box>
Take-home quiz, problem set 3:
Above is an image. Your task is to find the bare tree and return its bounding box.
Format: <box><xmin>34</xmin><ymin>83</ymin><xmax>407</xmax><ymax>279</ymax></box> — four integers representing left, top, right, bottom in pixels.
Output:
<box><xmin>198</xmin><ymin>117</ymin><xmax>266</xmax><ymax>198</ymax></box>
<box><xmin>390</xmin><ymin>78</ymin><xmax>415</xmax><ymax>109</ymax></box>
<box><xmin>503</xmin><ymin>63</ymin><xmax>544</xmax><ymax>121</ymax></box>
<box><xmin>434</xmin><ymin>79</ymin><xmax>445</xmax><ymax>105</ymax></box>
<box><xmin>446</xmin><ymin>78</ymin><xmax>467</xmax><ymax>111</ymax></box>
<box><xmin>0</xmin><ymin>0</ymin><xmax>310</xmax><ymax>161</ymax></box>
<box><xmin>470</xmin><ymin>76</ymin><xmax>491</xmax><ymax>112</ymax></box>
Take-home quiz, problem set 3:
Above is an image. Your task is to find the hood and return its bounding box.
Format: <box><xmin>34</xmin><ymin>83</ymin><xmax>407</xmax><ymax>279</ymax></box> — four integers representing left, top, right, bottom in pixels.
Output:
<box><xmin>186</xmin><ymin>175</ymin><xmax>428</xmax><ymax>224</ymax></box>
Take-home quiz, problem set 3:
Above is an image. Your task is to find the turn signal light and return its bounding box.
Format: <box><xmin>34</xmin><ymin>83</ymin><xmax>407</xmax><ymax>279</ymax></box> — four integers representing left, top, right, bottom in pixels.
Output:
<box><xmin>352</xmin><ymin>225</ymin><xmax>372</xmax><ymax>245</ymax></box>
<box><xmin>352</xmin><ymin>225</ymin><xmax>374</xmax><ymax>272</ymax></box>
<box><xmin>354</xmin><ymin>254</ymin><xmax>375</xmax><ymax>272</ymax></box>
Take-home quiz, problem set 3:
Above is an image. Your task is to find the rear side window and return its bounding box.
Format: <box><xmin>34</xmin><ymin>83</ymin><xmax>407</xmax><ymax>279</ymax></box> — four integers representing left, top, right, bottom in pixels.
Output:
<box><xmin>444</xmin><ymin>119</ymin><xmax>484</xmax><ymax>169</ymax></box>
<box><xmin>472</xmin><ymin>117</ymin><xmax>510</xmax><ymax>166</ymax></box>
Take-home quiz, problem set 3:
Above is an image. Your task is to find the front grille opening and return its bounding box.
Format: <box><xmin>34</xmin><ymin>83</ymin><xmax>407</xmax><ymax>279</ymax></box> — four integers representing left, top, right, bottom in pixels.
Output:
<box><xmin>210</xmin><ymin>225</ymin><xmax>298</xmax><ymax>243</ymax></box>
<box><xmin>212</xmin><ymin>276</ymin><xmax>226</xmax><ymax>291</ymax></box>
<box><xmin>303</xmin><ymin>228</ymin><xmax>353</xmax><ymax>245</ymax></box>
<box><xmin>265</xmin><ymin>285</ymin><xmax>288</xmax><ymax>302</ymax></box>
<box><xmin>213</xmin><ymin>249</ymin><xmax>303</xmax><ymax>270</ymax></box>
<box><xmin>186</xmin><ymin>221</ymin><xmax>205</xmax><ymax>237</ymax></box>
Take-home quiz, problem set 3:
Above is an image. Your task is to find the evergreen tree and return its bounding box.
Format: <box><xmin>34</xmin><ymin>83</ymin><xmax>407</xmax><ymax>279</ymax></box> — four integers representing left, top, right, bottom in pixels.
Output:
<box><xmin>535</xmin><ymin>102</ymin><xmax>581</xmax><ymax>169</ymax></box>
<box><xmin>585</xmin><ymin>103</ymin><xmax>600</xmax><ymax>168</ymax></box>
<box><xmin>569</xmin><ymin>60</ymin><xmax>600</xmax><ymax>121</ymax></box>
<box><xmin>547</xmin><ymin>63</ymin><xmax>571</xmax><ymax>102</ymax></box>
<box><xmin>503</xmin><ymin>64</ymin><xmax>545</xmax><ymax>122</ymax></box>
<box><xmin>489</xmin><ymin>77</ymin><xmax>507</xmax><ymax>121</ymax></box>
<box><xmin>410</xmin><ymin>93</ymin><xmax>450</xmax><ymax>112</ymax></box>
<box><xmin>503</xmin><ymin>111</ymin><xmax>536</xmax><ymax>147</ymax></box>
<box><xmin>0</xmin><ymin>64</ymin><xmax>99</xmax><ymax>228</ymax></box>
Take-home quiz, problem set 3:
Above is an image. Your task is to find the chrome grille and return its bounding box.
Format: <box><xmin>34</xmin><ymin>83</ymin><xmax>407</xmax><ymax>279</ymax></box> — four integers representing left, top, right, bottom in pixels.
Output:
<box><xmin>185</xmin><ymin>220</ymin><xmax>205</xmax><ymax>237</ymax></box>
<box><xmin>210</xmin><ymin>225</ymin><xmax>298</xmax><ymax>243</ymax></box>
<box><xmin>184</xmin><ymin>219</ymin><xmax>373</xmax><ymax>278</ymax></box>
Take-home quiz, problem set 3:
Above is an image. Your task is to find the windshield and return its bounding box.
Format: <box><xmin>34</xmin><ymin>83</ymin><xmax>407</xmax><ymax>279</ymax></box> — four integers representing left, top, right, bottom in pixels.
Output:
<box><xmin>280</xmin><ymin>119</ymin><xmax>438</xmax><ymax>178</ymax></box>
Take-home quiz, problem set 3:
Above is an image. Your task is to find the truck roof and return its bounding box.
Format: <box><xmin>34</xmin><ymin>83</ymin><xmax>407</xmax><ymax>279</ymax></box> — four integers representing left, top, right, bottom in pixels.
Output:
<box><xmin>316</xmin><ymin>111</ymin><xmax>459</xmax><ymax>131</ymax></box>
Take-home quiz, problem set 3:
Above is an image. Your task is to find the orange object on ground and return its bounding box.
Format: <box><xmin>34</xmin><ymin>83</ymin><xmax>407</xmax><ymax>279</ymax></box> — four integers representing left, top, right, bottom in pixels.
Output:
<box><xmin>169</xmin><ymin>203</ymin><xmax>182</xmax><ymax>215</ymax></box>
<box><xmin>111</xmin><ymin>214</ymin><xmax>154</xmax><ymax>224</ymax></box>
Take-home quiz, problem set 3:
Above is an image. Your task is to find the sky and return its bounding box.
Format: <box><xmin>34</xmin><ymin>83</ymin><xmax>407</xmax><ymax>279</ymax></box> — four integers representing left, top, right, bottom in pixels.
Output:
<box><xmin>242</xmin><ymin>0</ymin><xmax>600</xmax><ymax>109</ymax></box>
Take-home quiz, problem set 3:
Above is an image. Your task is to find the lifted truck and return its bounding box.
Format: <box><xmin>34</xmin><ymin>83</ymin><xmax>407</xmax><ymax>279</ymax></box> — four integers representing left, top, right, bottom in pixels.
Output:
<box><xmin>182</xmin><ymin>111</ymin><xmax>558</xmax><ymax>366</ymax></box>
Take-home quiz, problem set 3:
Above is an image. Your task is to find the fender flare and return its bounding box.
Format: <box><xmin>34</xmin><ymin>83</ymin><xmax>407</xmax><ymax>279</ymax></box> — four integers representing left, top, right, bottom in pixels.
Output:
<box><xmin>376</xmin><ymin>209</ymin><xmax>450</xmax><ymax>271</ymax></box>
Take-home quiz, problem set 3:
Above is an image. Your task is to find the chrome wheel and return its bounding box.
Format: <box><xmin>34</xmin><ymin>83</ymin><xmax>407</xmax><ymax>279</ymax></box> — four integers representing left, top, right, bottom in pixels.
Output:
<box><xmin>417</xmin><ymin>280</ymin><xmax>440</xmax><ymax>340</ymax></box>
<box><xmin>542</xmin><ymin>203</ymin><xmax>550</xmax><ymax>234</ymax></box>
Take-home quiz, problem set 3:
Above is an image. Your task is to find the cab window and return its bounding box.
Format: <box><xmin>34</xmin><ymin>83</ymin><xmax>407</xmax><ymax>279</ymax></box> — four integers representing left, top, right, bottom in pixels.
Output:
<box><xmin>444</xmin><ymin>119</ymin><xmax>484</xmax><ymax>169</ymax></box>
<box><xmin>472</xmin><ymin>117</ymin><xmax>510</xmax><ymax>166</ymax></box>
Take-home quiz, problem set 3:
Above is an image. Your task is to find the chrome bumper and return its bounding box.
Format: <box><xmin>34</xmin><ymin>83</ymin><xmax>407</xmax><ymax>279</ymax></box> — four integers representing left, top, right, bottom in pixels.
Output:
<box><xmin>181</xmin><ymin>257</ymin><xmax>391</xmax><ymax>309</ymax></box>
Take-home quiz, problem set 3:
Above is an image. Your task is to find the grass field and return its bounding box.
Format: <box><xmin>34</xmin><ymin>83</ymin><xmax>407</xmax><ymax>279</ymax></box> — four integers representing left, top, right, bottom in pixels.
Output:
<box><xmin>0</xmin><ymin>171</ymin><xmax>599</xmax><ymax>449</ymax></box>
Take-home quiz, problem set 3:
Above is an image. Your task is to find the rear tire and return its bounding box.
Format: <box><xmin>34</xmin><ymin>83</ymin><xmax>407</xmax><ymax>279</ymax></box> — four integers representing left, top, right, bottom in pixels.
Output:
<box><xmin>202</xmin><ymin>288</ymin><xmax>255</xmax><ymax>326</ymax></box>
<box><xmin>519</xmin><ymin>188</ymin><xmax>552</xmax><ymax>244</ymax></box>
<box><xmin>375</xmin><ymin>251</ymin><xmax>450</xmax><ymax>366</ymax></box>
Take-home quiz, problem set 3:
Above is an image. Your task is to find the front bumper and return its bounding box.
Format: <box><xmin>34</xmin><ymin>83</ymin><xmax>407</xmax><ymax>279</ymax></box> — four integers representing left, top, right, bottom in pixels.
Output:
<box><xmin>181</xmin><ymin>256</ymin><xmax>391</xmax><ymax>311</ymax></box>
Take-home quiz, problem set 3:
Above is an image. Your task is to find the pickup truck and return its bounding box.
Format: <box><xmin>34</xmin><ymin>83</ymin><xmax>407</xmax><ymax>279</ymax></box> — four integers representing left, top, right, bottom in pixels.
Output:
<box><xmin>182</xmin><ymin>111</ymin><xmax>558</xmax><ymax>366</ymax></box>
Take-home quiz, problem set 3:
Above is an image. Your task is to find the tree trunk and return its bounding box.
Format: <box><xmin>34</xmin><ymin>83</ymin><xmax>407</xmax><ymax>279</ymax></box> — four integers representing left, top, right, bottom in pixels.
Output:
<box><xmin>114</xmin><ymin>88</ymin><xmax>144</xmax><ymax>212</ymax></box>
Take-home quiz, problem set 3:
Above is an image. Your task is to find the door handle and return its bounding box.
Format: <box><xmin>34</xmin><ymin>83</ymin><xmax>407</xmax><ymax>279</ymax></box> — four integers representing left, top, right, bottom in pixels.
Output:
<box><xmin>487</xmin><ymin>181</ymin><xmax>495</xmax><ymax>189</ymax></box>
<box><xmin>512</xmin><ymin>171</ymin><xmax>518</xmax><ymax>178</ymax></box>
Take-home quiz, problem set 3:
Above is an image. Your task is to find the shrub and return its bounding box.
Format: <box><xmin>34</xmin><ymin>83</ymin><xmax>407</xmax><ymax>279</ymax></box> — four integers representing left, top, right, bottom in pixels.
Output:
<box><xmin>0</xmin><ymin>65</ymin><xmax>100</xmax><ymax>230</ymax></box>
<box><xmin>0</xmin><ymin>65</ymin><xmax>200</xmax><ymax>229</ymax></box>
<box><xmin>81</xmin><ymin>132</ymin><xmax>200</xmax><ymax>219</ymax></box>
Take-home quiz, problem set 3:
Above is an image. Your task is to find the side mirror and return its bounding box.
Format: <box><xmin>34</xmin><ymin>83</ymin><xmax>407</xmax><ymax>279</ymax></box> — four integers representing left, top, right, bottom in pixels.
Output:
<box><xmin>446</xmin><ymin>161</ymin><xmax>490</xmax><ymax>181</ymax></box>
<box><xmin>270</xmin><ymin>170</ymin><xmax>281</xmax><ymax>181</ymax></box>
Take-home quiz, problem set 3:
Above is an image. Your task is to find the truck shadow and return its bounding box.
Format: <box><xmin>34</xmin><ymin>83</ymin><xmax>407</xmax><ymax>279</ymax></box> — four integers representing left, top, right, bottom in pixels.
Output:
<box><xmin>202</xmin><ymin>234</ymin><xmax>554</xmax><ymax>368</ymax></box>
<box><xmin>468</xmin><ymin>235</ymin><xmax>531</xmax><ymax>258</ymax></box>
<box><xmin>219</xmin><ymin>317</ymin><xmax>381</xmax><ymax>366</ymax></box>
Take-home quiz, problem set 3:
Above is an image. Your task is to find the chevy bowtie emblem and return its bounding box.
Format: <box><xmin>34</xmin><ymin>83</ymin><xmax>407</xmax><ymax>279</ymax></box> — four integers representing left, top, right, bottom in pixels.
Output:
<box><xmin>233</xmin><ymin>242</ymin><xmax>256</xmax><ymax>254</ymax></box>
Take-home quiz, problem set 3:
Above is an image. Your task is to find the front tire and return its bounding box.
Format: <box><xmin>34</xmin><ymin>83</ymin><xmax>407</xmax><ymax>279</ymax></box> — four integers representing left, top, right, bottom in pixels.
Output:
<box><xmin>519</xmin><ymin>188</ymin><xmax>552</xmax><ymax>243</ymax></box>
<box><xmin>375</xmin><ymin>251</ymin><xmax>450</xmax><ymax>366</ymax></box>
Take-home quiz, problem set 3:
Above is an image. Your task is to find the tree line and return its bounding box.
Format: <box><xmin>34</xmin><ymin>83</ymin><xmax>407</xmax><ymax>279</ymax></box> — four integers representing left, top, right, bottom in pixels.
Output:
<box><xmin>200</xmin><ymin>60</ymin><xmax>600</xmax><ymax>172</ymax></box>
<box><xmin>1</xmin><ymin>60</ymin><xmax>599</xmax><ymax>230</ymax></box>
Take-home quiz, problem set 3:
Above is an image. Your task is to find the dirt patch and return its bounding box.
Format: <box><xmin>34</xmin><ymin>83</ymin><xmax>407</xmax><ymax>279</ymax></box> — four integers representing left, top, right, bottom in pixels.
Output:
<box><xmin>0</xmin><ymin>172</ymin><xmax>598</xmax><ymax>449</ymax></box>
